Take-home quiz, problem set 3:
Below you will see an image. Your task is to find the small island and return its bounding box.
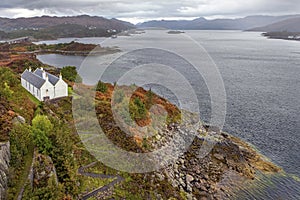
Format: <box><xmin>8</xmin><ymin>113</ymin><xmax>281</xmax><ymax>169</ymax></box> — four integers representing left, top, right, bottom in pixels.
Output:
<box><xmin>0</xmin><ymin>41</ymin><xmax>120</xmax><ymax>57</ymax></box>
<box><xmin>167</xmin><ymin>30</ymin><xmax>185</xmax><ymax>34</ymax></box>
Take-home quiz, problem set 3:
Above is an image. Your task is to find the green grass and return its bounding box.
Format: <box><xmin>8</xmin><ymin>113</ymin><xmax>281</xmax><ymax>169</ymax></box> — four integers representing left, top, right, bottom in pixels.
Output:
<box><xmin>80</xmin><ymin>176</ymin><xmax>115</xmax><ymax>194</ymax></box>
<box><xmin>0</xmin><ymin>67</ymin><xmax>36</xmax><ymax>120</ymax></box>
<box><xmin>23</xmin><ymin>89</ymin><xmax>40</xmax><ymax>106</ymax></box>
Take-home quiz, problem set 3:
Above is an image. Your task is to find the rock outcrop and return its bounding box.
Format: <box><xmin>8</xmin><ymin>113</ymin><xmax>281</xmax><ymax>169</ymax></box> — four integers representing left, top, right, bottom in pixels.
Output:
<box><xmin>0</xmin><ymin>142</ymin><xmax>10</xmax><ymax>200</ymax></box>
<box><xmin>149</xmin><ymin>122</ymin><xmax>281</xmax><ymax>200</ymax></box>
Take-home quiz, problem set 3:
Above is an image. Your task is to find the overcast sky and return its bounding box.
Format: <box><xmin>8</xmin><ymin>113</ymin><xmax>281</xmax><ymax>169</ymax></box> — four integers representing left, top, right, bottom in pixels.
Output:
<box><xmin>0</xmin><ymin>0</ymin><xmax>300</xmax><ymax>24</ymax></box>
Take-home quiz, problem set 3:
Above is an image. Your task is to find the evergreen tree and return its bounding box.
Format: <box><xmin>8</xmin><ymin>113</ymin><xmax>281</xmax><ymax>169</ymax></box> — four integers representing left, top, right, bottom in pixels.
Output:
<box><xmin>96</xmin><ymin>81</ymin><xmax>108</xmax><ymax>93</ymax></box>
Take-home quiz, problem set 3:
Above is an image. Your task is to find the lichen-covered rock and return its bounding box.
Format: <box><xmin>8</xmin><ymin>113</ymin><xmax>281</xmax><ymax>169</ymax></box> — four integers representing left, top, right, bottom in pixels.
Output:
<box><xmin>32</xmin><ymin>153</ymin><xmax>58</xmax><ymax>188</ymax></box>
<box><xmin>0</xmin><ymin>142</ymin><xmax>10</xmax><ymax>200</ymax></box>
<box><xmin>12</xmin><ymin>115</ymin><xmax>26</xmax><ymax>124</ymax></box>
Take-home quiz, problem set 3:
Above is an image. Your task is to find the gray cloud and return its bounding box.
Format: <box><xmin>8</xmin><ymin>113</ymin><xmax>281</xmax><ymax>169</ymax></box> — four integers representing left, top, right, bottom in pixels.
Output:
<box><xmin>0</xmin><ymin>0</ymin><xmax>299</xmax><ymax>23</ymax></box>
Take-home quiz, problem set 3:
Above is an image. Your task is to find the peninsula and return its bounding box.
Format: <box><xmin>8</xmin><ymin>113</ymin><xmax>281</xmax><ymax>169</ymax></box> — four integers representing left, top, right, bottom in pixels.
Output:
<box><xmin>0</xmin><ymin>41</ymin><xmax>283</xmax><ymax>199</ymax></box>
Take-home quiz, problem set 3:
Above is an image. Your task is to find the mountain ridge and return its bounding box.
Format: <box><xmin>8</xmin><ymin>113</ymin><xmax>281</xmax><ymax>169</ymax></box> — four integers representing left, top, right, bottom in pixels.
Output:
<box><xmin>248</xmin><ymin>17</ymin><xmax>300</xmax><ymax>32</ymax></box>
<box><xmin>0</xmin><ymin>15</ymin><xmax>135</xmax><ymax>32</ymax></box>
<box><xmin>138</xmin><ymin>15</ymin><xmax>300</xmax><ymax>30</ymax></box>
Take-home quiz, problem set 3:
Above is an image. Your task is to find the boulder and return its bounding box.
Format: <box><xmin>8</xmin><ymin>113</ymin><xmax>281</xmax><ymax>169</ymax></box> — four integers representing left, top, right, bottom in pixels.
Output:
<box><xmin>12</xmin><ymin>115</ymin><xmax>26</xmax><ymax>124</ymax></box>
<box><xmin>213</xmin><ymin>153</ymin><xmax>224</xmax><ymax>161</ymax></box>
<box><xmin>186</xmin><ymin>174</ymin><xmax>194</xmax><ymax>183</ymax></box>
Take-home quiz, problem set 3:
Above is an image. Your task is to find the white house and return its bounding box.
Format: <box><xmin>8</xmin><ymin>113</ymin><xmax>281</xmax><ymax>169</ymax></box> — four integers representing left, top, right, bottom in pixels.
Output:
<box><xmin>21</xmin><ymin>67</ymin><xmax>68</xmax><ymax>101</ymax></box>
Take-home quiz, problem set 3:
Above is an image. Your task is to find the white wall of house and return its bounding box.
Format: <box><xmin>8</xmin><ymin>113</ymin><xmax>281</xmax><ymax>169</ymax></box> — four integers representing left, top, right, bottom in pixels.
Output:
<box><xmin>21</xmin><ymin>78</ymin><xmax>42</xmax><ymax>101</ymax></box>
<box><xmin>40</xmin><ymin>80</ymin><xmax>55</xmax><ymax>101</ymax></box>
<box><xmin>54</xmin><ymin>79</ymin><xmax>68</xmax><ymax>98</ymax></box>
<box><xmin>21</xmin><ymin>78</ymin><xmax>26</xmax><ymax>90</ymax></box>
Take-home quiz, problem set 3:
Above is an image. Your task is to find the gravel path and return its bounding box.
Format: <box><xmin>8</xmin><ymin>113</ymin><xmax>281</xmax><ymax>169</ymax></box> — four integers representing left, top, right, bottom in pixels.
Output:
<box><xmin>78</xmin><ymin>162</ymin><xmax>124</xmax><ymax>200</ymax></box>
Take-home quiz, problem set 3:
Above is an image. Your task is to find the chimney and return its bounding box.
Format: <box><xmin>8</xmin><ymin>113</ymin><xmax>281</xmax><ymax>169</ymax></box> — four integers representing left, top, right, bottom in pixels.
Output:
<box><xmin>45</xmin><ymin>74</ymin><xmax>49</xmax><ymax>82</ymax></box>
<box><xmin>42</xmin><ymin>70</ymin><xmax>46</xmax><ymax>80</ymax></box>
<box><xmin>59</xmin><ymin>73</ymin><xmax>62</xmax><ymax>80</ymax></box>
<box><xmin>29</xmin><ymin>67</ymin><xmax>32</xmax><ymax>72</ymax></box>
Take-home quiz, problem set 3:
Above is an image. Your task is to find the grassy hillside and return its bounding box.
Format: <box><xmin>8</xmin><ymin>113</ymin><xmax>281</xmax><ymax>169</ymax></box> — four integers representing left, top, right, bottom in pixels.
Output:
<box><xmin>1</xmin><ymin>64</ymin><xmax>184</xmax><ymax>199</ymax></box>
<box><xmin>0</xmin><ymin>67</ymin><xmax>37</xmax><ymax>141</ymax></box>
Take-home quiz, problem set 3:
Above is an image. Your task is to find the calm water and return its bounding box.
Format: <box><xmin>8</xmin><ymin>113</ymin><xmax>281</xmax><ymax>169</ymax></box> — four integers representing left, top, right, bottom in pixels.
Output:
<box><xmin>37</xmin><ymin>30</ymin><xmax>300</xmax><ymax>199</ymax></box>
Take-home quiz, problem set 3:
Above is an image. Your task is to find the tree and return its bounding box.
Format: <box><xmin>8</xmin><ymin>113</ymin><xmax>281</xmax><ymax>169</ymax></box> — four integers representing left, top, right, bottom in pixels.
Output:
<box><xmin>60</xmin><ymin>66</ymin><xmax>82</xmax><ymax>83</ymax></box>
<box><xmin>96</xmin><ymin>81</ymin><xmax>108</xmax><ymax>93</ymax></box>
<box><xmin>49</xmin><ymin>120</ymin><xmax>80</xmax><ymax>196</ymax></box>
<box><xmin>130</xmin><ymin>97</ymin><xmax>147</xmax><ymax>120</ymax></box>
<box><xmin>8</xmin><ymin>123</ymin><xmax>33</xmax><ymax>199</ymax></box>
<box><xmin>9</xmin><ymin>124</ymin><xmax>32</xmax><ymax>168</ymax></box>
<box><xmin>31</xmin><ymin>115</ymin><xmax>53</xmax><ymax>154</ymax></box>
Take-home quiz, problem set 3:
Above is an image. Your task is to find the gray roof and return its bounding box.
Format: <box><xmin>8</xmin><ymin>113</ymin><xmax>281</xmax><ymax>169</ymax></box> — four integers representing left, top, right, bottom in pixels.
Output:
<box><xmin>21</xmin><ymin>70</ymin><xmax>45</xmax><ymax>89</ymax></box>
<box><xmin>34</xmin><ymin>69</ymin><xmax>59</xmax><ymax>85</ymax></box>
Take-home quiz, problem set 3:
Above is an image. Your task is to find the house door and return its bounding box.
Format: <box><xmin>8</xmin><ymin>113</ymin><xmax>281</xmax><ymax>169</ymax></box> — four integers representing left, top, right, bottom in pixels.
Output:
<box><xmin>43</xmin><ymin>96</ymin><xmax>50</xmax><ymax>101</ymax></box>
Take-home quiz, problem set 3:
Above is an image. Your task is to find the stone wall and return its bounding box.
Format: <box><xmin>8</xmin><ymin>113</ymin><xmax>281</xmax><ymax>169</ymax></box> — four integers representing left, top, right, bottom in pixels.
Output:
<box><xmin>0</xmin><ymin>142</ymin><xmax>10</xmax><ymax>200</ymax></box>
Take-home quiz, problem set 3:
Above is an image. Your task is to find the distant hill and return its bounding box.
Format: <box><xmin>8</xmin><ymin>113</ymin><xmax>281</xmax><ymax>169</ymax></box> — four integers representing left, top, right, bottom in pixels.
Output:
<box><xmin>0</xmin><ymin>31</ymin><xmax>8</xmax><ymax>40</ymax></box>
<box><xmin>0</xmin><ymin>15</ymin><xmax>135</xmax><ymax>40</ymax></box>
<box><xmin>6</xmin><ymin>24</ymin><xmax>120</xmax><ymax>40</ymax></box>
<box><xmin>137</xmin><ymin>18</ymin><xmax>206</xmax><ymax>30</ymax></box>
<box><xmin>249</xmin><ymin>17</ymin><xmax>300</xmax><ymax>32</ymax></box>
<box><xmin>138</xmin><ymin>15</ymin><xmax>300</xmax><ymax>30</ymax></box>
<box><xmin>0</xmin><ymin>15</ymin><xmax>134</xmax><ymax>32</ymax></box>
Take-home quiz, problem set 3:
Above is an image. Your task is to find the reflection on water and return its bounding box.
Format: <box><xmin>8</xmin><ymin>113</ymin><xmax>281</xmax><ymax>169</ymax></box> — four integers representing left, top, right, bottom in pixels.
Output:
<box><xmin>37</xmin><ymin>54</ymin><xmax>85</xmax><ymax>68</ymax></box>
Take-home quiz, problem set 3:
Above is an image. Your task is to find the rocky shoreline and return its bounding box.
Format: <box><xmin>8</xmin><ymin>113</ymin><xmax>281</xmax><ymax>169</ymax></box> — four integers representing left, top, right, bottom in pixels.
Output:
<box><xmin>147</xmin><ymin>120</ymin><xmax>281</xmax><ymax>200</ymax></box>
<box><xmin>35</xmin><ymin>48</ymin><xmax>120</xmax><ymax>56</ymax></box>
<box><xmin>263</xmin><ymin>32</ymin><xmax>300</xmax><ymax>41</ymax></box>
